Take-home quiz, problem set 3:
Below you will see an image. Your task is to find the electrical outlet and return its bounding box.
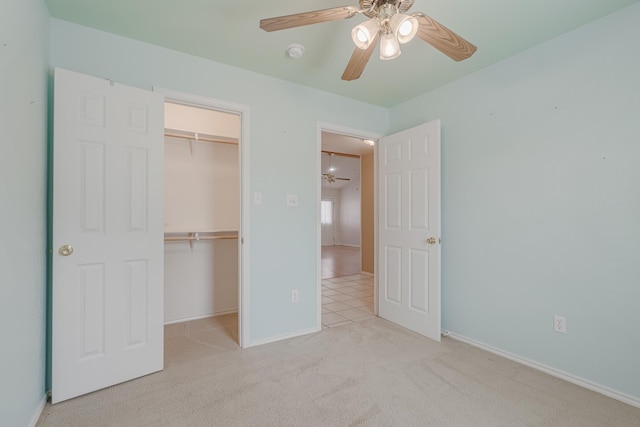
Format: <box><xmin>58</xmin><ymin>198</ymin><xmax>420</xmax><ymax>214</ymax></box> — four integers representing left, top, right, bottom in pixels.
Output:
<box><xmin>553</xmin><ymin>315</ymin><xmax>567</xmax><ymax>333</ymax></box>
<box><xmin>291</xmin><ymin>289</ymin><xmax>299</xmax><ymax>303</ymax></box>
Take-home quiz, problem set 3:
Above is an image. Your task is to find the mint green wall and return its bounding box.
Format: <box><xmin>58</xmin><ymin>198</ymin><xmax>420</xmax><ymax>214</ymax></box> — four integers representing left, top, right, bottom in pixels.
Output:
<box><xmin>390</xmin><ymin>4</ymin><xmax>640</xmax><ymax>399</ymax></box>
<box><xmin>0</xmin><ymin>0</ymin><xmax>50</xmax><ymax>424</ymax></box>
<box><xmin>49</xmin><ymin>18</ymin><xmax>388</xmax><ymax>344</ymax></box>
<box><xmin>45</xmin><ymin>0</ymin><xmax>639</xmax><ymax>407</ymax></box>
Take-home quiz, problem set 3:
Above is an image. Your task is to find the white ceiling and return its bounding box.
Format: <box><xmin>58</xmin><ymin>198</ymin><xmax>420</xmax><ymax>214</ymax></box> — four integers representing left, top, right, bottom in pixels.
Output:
<box><xmin>44</xmin><ymin>0</ymin><xmax>640</xmax><ymax>107</ymax></box>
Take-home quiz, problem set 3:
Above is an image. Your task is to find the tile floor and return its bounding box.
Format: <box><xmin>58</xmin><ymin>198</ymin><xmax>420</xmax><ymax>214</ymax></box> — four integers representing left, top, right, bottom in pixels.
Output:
<box><xmin>164</xmin><ymin>273</ymin><xmax>376</xmax><ymax>350</ymax></box>
<box><xmin>322</xmin><ymin>273</ymin><xmax>375</xmax><ymax>328</ymax></box>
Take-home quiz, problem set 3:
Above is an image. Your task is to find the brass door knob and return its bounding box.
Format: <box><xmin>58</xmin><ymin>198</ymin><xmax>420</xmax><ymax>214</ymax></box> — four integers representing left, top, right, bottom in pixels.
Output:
<box><xmin>58</xmin><ymin>245</ymin><xmax>74</xmax><ymax>256</ymax></box>
<box><xmin>426</xmin><ymin>237</ymin><xmax>437</xmax><ymax>245</ymax></box>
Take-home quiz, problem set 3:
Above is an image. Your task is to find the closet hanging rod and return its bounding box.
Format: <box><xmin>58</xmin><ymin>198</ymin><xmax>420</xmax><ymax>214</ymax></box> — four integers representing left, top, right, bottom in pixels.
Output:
<box><xmin>164</xmin><ymin>235</ymin><xmax>238</xmax><ymax>242</ymax></box>
<box><xmin>164</xmin><ymin>130</ymin><xmax>238</xmax><ymax>146</ymax></box>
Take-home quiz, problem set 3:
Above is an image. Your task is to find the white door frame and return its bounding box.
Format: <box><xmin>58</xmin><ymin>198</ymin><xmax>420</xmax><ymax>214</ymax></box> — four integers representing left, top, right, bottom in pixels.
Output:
<box><xmin>155</xmin><ymin>87</ymin><xmax>251</xmax><ymax>348</ymax></box>
<box><xmin>316</xmin><ymin>122</ymin><xmax>382</xmax><ymax>329</ymax></box>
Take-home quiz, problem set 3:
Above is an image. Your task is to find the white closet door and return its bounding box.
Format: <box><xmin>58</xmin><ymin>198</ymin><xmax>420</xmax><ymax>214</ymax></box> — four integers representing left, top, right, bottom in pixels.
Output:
<box><xmin>52</xmin><ymin>68</ymin><xmax>164</xmax><ymax>403</ymax></box>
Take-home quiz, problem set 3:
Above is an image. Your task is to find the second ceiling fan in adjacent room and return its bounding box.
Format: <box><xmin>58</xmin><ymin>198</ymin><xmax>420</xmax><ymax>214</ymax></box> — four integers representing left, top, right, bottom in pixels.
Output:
<box><xmin>322</xmin><ymin>153</ymin><xmax>352</xmax><ymax>186</ymax></box>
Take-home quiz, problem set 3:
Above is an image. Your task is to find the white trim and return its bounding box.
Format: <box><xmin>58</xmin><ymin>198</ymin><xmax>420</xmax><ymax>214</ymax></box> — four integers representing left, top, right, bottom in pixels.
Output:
<box><xmin>360</xmin><ymin>271</ymin><xmax>374</xmax><ymax>277</ymax></box>
<box><xmin>373</xmin><ymin>134</ymin><xmax>378</xmax><ymax>316</ymax></box>
<box><xmin>444</xmin><ymin>331</ymin><xmax>640</xmax><ymax>409</ymax></box>
<box><xmin>316</xmin><ymin>126</ymin><xmax>323</xmax><ymax>331</ymax></box>
<box><xmin>316</xmin><ymin>122</ymin><xmax>382</xmax><ymax>331</ymax></box>
<box><xmin>335</xmin><ymin>244</ymin><xmax>360</xmax><ymax>248</ymax></box>
<box><xmin>29</xmin><ymin>393</ymin><xmax>48</xmax><ymax>427</ymax></box>
<box><xmin>248</xmin><ymin>327</ymin><xmax>320</xmax><ymax>348</ymax></box>
<box><xmin>163</xmin><ymin>310</ymin><xmax>238</xmax><ymax>325</ymax></box>
<box><xmin>153</xmin><ymin>87</ymin><xmax>251</xmax><ymax>348</ymax></box>
<box><xmin>317</xmin><ymin>122</ymin><xmax>382</xmax><ymax>142</ymax></box>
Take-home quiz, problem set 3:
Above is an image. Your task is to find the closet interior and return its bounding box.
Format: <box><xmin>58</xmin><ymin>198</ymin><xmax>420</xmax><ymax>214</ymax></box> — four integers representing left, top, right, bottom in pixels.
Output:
<box><xmin>163</xmin><ymin>102</ymin><xmax>240</xmax><ymax>342</ymax></box>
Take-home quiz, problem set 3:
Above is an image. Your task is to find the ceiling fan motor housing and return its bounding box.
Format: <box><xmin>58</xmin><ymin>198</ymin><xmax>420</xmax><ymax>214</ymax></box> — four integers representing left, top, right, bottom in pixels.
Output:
<box><xmin>360</xmin><ymin>0</ymin><xmax>415</xmax><ymax>18</ymax></box>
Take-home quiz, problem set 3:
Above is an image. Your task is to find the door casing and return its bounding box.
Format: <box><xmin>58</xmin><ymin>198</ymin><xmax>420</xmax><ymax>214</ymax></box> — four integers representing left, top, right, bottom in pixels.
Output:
<box><xmin>155</xmin><ymin>87</ymin><xmax>251</xmax><ymax>348</ymax></box>
<box><xmin>317</xmin><ymin>121</ymin><xmax>441</xmax><ymax>340</ymax></box>
<box><xmin>316</xmin><ymin>122</ymin><xmax>383</xmax><ymax>329</ymax></box>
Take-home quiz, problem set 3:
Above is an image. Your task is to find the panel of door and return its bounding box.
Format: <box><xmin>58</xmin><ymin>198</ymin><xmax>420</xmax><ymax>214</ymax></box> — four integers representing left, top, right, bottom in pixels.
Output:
<box><xmin>378</xmin><ymin>120</ymin><xmax>441</xmax><ymax>341</ymax></box>
<box><xmin>52</xmin><ymin>68</ymin><xmax>164</xmax><ymax>403</ymax></box>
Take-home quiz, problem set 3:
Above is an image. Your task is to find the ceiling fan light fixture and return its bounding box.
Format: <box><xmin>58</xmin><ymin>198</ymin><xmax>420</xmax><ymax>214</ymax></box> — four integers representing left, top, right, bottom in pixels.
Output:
<box><xmin>380</xmin><ymin>32</ymin><xmax>401</xmax><ymax>60</ymax></box>
<box><xmin>351</xmin><ymin>18</ymin><xmax>379</xmax><ymax>50</ymax></box>
<box><xmin>390</xmin><ymin>14</ymin><xmax>418</xmax><ymax>44</ymax></box>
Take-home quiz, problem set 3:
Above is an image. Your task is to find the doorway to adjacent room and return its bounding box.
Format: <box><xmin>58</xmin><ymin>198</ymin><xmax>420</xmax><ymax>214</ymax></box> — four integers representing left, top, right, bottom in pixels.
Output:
<box><xmin>319</xmin><ymin>129</ymin><xmax>376</xmax><ymax>328</ymax></box>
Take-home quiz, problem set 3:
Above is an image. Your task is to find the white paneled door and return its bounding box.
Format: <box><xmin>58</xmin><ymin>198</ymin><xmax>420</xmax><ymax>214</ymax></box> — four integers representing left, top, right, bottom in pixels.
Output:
<box><xmin>378</xmin><ymin>120</ymin><xmax>441</xmax><ymax>341</ymax></box>
<box><xmin>52</xmin><ymin>68</ymin><xmax>164</xmax><ymax>403</ymax></box>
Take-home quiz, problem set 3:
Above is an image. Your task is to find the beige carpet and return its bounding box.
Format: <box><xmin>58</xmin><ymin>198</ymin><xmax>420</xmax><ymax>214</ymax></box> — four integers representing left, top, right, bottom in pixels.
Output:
<box><xmin>37</xmin><ymin>317</ymin><xmax>640</xmax><ymax>426</ymax></box>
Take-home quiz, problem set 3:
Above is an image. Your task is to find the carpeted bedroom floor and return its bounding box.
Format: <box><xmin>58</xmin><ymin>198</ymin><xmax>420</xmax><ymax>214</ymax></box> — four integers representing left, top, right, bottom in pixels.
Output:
<box><xmin>37</xmin><ymin>316</ymin><xmax>640</xmax><ymax>426</ymax></box>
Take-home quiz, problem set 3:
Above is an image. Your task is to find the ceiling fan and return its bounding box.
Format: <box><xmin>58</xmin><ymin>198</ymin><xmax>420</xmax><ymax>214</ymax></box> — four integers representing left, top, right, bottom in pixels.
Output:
<box><xmin>260</xmin><ymin>0</ymin><xmax>477</xmax><ymax>81</ymax></box>
<box><xmin>322</xmin><ymin>153</ymin><xmax>351</xmax><ymax>185</ymax></box>
<box><xmin>322</xmin><ymin>173</ymin><xmax>351</xmax><ymax>185</ymax></box>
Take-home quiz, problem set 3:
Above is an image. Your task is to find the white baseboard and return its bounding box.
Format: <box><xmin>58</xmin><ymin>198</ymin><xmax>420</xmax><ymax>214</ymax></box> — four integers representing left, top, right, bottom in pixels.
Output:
<box><xmin>248</xmin><ymin>326</ymin><xmax>320</xmax><ymax>347</ymax></box>
<box><xmin>164</xmin><ymin>309</ymin><xmax>238</xmax><ymax>325</ymax></box>
<box><xmin>29</xmin><ymin>392</ymin><xmax>48</xmax><ymax>427</ymax></box>
<box><xmin>335</xmin><ymin>244</ymin><xmax>360</xmax><ymax>248</ymax></box>
<box><xmin>360</xmin><ymin>271</ymin><xmax>374</xmax><ymax>277</ymax></box>
<box><xmin>443</xmin><ymin>330</ymin><xmax>640</xmax><ymax>409</ymax></box>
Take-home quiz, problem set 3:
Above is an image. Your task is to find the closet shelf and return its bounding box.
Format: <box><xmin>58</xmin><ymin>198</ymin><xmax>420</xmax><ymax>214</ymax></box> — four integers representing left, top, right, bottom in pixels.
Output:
<box><xmin>164</xmin><ymin>231</ymin><xmax>238</xmax><ymax>251</ymax></box>
<box><xmin>165</xmin><ymin>128</ymin><xmax>238</xmax><ymax>145</ymax></box>
<box><xmin>164</xmin><ymin>235</ymin><xmax>237</xmax><ymax>242</ymax></box>
<box><xmin>164</xmin><ymin>229</ymin><xmax>238</xmax><ymax>234</ymax></box>
<box><xmin>165</xmin><ymin>128</ymin><xmax>237</xmax><ymax>158</ymax></box>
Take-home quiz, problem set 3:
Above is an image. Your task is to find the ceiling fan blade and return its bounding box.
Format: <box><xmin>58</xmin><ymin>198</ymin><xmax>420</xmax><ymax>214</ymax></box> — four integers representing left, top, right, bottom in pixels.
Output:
<box><xmin>341</xmin><ymin>33</ymin><xmax>380</xmax><ymax>81</ymax></box>
<box><xmin>260</xmin><ymin>6</ymin><xmax>359</xmax><ymax>32</ymax></box>
<box><xmin>336</xmin><ymin>178</ymin><xmax>351</xmax><ymax>181</ymax></box>
<box><xmin>415</xmin><ymin>14</ymin><xmax>477</xmax><ymax>62</ymax></box>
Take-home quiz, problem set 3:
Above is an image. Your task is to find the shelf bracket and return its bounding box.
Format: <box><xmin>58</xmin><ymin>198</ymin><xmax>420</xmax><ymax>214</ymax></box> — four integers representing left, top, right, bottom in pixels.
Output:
<box><xmin>189</xmin><ymin>133</ymin><xmax>200</xmax><ymax>158</ymax></box>
<box><xmin>188</xmin><ymin>232</ymin><xmax>200</xmax><ymax>251</ymax></box>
